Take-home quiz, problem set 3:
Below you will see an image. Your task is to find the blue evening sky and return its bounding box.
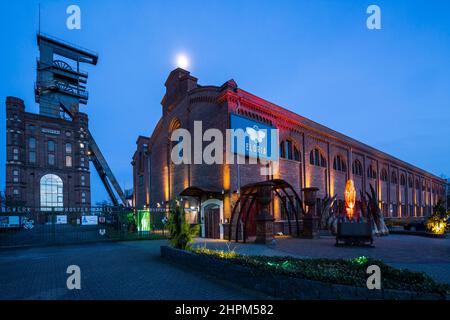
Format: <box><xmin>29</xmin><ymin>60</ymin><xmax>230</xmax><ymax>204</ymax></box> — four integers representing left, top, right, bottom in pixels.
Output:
<box><xmin>0</xmin><ymin>0</ymin><xmax>449</xmax><ymax>203</ymax></box>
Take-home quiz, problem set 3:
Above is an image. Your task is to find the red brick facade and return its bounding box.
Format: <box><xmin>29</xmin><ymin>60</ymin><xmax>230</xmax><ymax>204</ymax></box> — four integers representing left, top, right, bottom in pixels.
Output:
<box><xmin>133</xmin><ymin>68</ymin><xmax>447</xmax><ymax>237</ymax></box>
<box><xmin>5</xmin><ymin>96</ymin><xmax>91</xmax><ymax>208</ymax></box>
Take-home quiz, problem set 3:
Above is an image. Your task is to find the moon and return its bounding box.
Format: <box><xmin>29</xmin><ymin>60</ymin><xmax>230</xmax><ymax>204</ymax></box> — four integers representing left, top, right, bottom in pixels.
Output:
<box><xmin>176</xmin><ymin>54</ymin><xmax>189</xmax><ymax>69</ymax></box>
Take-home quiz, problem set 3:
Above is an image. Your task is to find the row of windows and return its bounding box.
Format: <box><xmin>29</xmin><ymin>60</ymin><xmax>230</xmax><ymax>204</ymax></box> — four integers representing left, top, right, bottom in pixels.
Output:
<box><xmin>13</xmin><ymin>138</ymin><xmax>87</xmax><ymax>167</ymax></box>
<box><xmin>280</xmin><ymin>145</ymin><xmax>444</xmax><ymax>194</ymax></box>
<box><xmin>169</xmin><ymin>115</ymin><xmax>446</xmax><ymax>194</ymax></box>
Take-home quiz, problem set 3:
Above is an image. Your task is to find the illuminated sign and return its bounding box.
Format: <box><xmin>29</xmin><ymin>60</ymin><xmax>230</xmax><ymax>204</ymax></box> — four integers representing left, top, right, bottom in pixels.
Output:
<box><xmin>230</xmin><ymin>114</ymin><xmax>278</xmax><ymax>161</ymax></box>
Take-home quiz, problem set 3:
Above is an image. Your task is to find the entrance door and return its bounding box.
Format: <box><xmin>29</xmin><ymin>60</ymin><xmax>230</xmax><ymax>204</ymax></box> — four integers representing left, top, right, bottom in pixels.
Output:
<box><xmin>204</xmin><ymin>205</ymin><xmax>220</xmax><ymax>239</ymax></box>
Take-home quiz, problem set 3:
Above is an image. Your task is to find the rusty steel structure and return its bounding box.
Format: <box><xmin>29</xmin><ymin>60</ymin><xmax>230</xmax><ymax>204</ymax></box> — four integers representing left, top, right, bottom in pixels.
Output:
<box><xmin>34</xmin><ymin>33</ymin><xmax>126</xmax><ymax>206</ymax></box>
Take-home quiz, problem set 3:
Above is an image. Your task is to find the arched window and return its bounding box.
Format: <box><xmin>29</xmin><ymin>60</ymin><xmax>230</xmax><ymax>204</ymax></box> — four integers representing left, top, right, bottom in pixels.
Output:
<box><xmin>415</xmin><ymin>179</ymin><xmax>420</xmax><ymax>190</ymax></box>
<box><xmin>309</xmin><ymin>148</ymin><xmax>326</xmax><ymax>167</ymax></box>
<box><xmin>280</xmin><ymin>140</ymin><xmax>301</xmax><ymax>161</ymax></box>
<box><xmin>400</xmin><ymin>174</ymin><xmax>406</xmax><ymax>186</ymax></box>
<box><xmin>391</xmin><ymin>172</ymin><xmax>398</xmax><ymax>184</ymax></box>
<box><xmin>168</xmin><ymin>118</ymin><xmax>183</xmax><ymax>160</ymax></box>
<box><xmin>333</xmin><ymin>155</ymin><xmax>346</xmax><ymax>172</ymax></box>
<box><xmin>408</xmin><ymin>177</ymin><xmax>413</xmax><ymax>188</ymax></box>
<box><xmin>40</xmin><ymin>174</ymin><xmax>63</xmax><ymax>210</ymax></box>
<box><xmin>352</xmin><ymin>160</ymin><xmax>363</xmax><ymax>176</ymax></box>
<box><xmin>380</xmin><ymin>168</ymin><xmax>388</xmax><ymax>181</ymax></box>
<box><xmin>367</xmin><ymin>165</ymin><xmax>377</xmax><ymax>179</ymax></box>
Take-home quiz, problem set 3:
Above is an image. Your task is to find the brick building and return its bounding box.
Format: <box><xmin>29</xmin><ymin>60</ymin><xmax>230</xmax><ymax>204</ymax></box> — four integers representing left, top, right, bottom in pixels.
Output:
<box><xmin>5</xmin><ymin>96</ymin><xmax>91</xmax><ymax>208</ymax></box>
<box><xmin>4</xmin><ymin>34</ymin><xmax>97</xmax><ymax>210</ymax></box>
<box><xmin>133</xmin><ymin>68</ymin><xmax>447</xmax><ymax>239</ymax></box>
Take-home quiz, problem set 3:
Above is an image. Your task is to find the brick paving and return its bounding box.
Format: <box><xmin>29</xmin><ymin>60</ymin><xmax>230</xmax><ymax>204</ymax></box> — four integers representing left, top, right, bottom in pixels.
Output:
<box><xmin>195</xmin><ymin>235</ymin><xmax>450</xmax><ymax>285</ymax></box>
<box><xmin>1</xmin><ymin>235</ymin><xmax>448</xmax><ymax>300</ymax></box>
<box><xmin>0</xmin><ymin>240</ymin><xmax>269</xmax><ymax>300</ymax></box>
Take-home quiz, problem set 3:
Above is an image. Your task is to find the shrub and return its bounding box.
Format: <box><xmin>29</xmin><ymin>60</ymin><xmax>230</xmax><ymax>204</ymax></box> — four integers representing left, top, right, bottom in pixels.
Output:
<box><xmin>167</xmin><ymin>201</ymin><xmax>199</xmax><ymax>250</ymax></box>
<box><xmin>426</xmin><ymin>201</ymin><xmax>449</xmax><ymax>235</ymax></box>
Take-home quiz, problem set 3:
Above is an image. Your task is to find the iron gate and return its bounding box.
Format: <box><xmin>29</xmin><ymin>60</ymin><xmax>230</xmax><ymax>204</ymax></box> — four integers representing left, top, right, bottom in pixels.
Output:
<box><xmin>0</xmin><ymin>206</ymin><xmax>168</xmax><ymax>248</ymax></box>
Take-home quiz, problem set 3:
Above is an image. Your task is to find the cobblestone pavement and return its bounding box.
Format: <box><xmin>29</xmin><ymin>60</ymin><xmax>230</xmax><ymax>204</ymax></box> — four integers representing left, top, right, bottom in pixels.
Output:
<box><xmin>0</xmin><ymin>240</ymin><xmax>269</xmax><ymax>300</ymax></box>
<box><xmin>194</xmin><ymin>235</ymin><xmax>450</xmax><ymax>285</ymax></box>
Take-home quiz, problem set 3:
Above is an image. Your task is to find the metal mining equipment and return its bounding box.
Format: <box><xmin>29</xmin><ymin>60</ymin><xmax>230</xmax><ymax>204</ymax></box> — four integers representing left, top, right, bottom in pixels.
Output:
<box><xmin>34</xmin><ymin>33</ymin><xmax>126</xmax><ymax>206</ymax></box>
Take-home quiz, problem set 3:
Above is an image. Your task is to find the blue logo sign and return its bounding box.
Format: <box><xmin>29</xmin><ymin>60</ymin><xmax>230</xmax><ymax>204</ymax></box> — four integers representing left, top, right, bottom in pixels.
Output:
<box><xmin>230</xmin><ymin>114</ymin><xmax>278</xmax><ymax>161</ymax></box>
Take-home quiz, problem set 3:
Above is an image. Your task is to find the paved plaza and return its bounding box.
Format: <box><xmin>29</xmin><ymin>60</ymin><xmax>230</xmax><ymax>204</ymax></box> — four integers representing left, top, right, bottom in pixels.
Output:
<box><xmin>0</xmin><ymin>234</ymin><xmax>449</xmax><ymax>300</ymax></box>
<box><xmin>0</xmin><ymin>240</ymin><xmax>268</xmax><ymax>300</ymax></box>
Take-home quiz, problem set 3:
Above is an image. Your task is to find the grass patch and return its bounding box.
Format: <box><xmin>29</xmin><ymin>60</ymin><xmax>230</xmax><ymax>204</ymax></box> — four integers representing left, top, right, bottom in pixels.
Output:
<box><xmin>190</xmin><ymin>248</ymin><xmax>450</xmax><ymax>295</ymax></box>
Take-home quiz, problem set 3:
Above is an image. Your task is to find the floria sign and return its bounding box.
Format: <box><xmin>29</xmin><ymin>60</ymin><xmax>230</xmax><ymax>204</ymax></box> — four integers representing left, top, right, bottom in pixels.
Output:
<box><xmin>230</xmin><ymin>114</ymin><xmax>278</xmax><ymax>161</ymax></box>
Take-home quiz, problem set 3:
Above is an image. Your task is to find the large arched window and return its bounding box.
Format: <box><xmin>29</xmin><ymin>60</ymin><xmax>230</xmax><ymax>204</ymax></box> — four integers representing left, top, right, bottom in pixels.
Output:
<box><xmin>309</xmin><ymin>148</ymin><xmax>326</xmax><ymax>167</ymax></box>
<box><xmin>352</xmin><ymin>160</ymin><xmax>363</xmax><ymax>176</ymax></box>
<box><xmin>40</xmin><ymin>174</ymin><xmax>63</xmax><ymax>210</ymax></box>
<box><xmin>333</xmin><ymin>155</ymin><xmax>346</xmax><ymax>172</ymax></box>
<box><xmin>168</xmin><ymin>117</ymin><xmax>183</xmax><ymax>160</ymax></box>
<box><xmin>280</xmin><ymin>140</ymin><xmax>300</xmax><ymax>161</ymax></box>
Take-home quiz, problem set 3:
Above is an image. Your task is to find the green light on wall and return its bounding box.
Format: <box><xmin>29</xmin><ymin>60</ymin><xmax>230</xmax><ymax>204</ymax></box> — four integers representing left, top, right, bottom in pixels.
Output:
<box><xmin>137</xmin><ymin>210</ymin><xmax>151</xmax><ymax>232</ymax></box>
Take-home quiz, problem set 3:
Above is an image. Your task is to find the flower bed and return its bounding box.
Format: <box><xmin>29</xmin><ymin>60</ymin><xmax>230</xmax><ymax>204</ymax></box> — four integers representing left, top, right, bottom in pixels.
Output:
<box><xmin>161</xmin><ymin>246</ymin><xmax>449</xmax><ymax>299</ymax></box>
<box><xmin>192</xmin><ymin>248</ymin><xmax>449</xmax><ymax>295</ymax></box>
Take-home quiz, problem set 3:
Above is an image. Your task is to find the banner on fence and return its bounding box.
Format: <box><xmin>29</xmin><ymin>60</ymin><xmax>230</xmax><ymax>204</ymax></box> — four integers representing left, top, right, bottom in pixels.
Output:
<box><xmin>56</xmin><ymin>215</ymin><xmax>67</xmax><ymax>224</ymax></box>
<box><xmin>81</xmin><ymin>216</ymin><xmax>98</xmax><ymax>225</ymax></box>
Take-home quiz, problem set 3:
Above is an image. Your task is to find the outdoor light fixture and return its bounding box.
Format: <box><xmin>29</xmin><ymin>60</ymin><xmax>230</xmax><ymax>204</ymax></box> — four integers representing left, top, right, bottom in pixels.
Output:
<box><xmin>344</xmin><ymin>179</ymin><xmax>356</xmax><ymax>221</ymax></box>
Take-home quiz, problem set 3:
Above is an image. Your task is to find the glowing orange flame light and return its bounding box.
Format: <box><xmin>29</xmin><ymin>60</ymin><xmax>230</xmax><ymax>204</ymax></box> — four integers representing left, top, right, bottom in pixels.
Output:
<box><xmin>344</xmin><ymin>179</ymin><xmax>356</xmax><ymax>220</ymax></box>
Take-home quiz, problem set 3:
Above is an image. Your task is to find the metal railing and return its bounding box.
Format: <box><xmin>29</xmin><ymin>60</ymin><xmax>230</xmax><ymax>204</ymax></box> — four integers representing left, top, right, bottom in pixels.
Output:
<box><xmin>0</xmin><ymin>206</ymin><xmax>167</xmax><ymax>249</ymax></box>
<box><xmin>35</xmin><ymin>80</ymin><xmax>89</xmax><ymax>100</ymax></box>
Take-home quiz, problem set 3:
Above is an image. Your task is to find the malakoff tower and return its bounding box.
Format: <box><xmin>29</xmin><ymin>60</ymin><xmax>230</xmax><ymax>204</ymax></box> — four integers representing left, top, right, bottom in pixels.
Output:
<box><xmin>133</xmin><ymin>68</ymin><xmax>446</xmax><ymax>240</ymax></box>
<box><xmin>5</xmin><ymin>34</ymin><xmax>126</xmax><ymax>209</ymax></box>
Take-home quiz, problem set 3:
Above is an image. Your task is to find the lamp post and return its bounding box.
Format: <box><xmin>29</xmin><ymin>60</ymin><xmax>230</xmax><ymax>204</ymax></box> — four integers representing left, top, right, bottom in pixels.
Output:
<box><xmin>143</xmin><ymin>144</ymin><xmax>151</xmax><ymax>210</ymax></box>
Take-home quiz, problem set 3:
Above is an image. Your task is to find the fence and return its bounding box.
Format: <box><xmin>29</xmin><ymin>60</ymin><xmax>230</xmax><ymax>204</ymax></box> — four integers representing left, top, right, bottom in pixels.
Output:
<box><xmin>0</xmin><ymin>206</ymin><xmax>168</xmax><ymax>248</ymax></box>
